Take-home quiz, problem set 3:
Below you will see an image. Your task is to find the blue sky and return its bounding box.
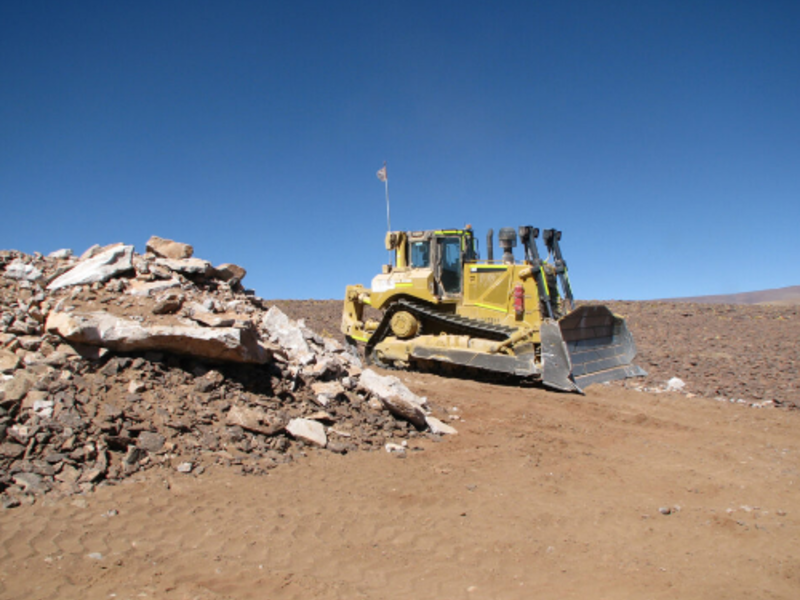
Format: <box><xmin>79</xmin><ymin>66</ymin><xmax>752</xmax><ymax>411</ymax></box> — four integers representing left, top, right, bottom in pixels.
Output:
<box><xmin>2</xmin><ymin>1</ymin><xmax>798</xmax><ymax>300</ymax></box>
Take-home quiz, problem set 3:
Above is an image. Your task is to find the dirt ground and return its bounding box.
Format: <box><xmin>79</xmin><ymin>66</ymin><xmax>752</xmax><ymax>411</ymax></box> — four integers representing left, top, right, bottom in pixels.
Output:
<box><xmin>269</xmin><ymin>299</ymin><xmax>800</xmax><ymax>407</ymax></box>
<box><xmin>2</xmin><ymin>300</ymin><xmax>799</xmax><ymax>599</ymax></box>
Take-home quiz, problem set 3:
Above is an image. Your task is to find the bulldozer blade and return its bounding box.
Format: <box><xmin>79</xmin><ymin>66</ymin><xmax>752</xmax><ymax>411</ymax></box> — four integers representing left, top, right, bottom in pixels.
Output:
<box><xmin>411</xmin><ymin>345</ymin><xmax>540</xmax><ymax>378</ymax></box>
<box><xmin>558</xmin><ymin>305</ymin><xmax>647</xmax><ymax>389</ymax></box>
<box><xmin>540</xmin><ymin>320</ymin><xmax>583</xmax><ymax>393</ymax></box>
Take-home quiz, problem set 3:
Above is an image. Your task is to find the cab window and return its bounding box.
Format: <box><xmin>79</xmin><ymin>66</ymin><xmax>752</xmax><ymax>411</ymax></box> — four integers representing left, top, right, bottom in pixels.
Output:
<box><xmin>410</xmin><ymin>241</ymin><xmax>430</xmax><ymax>268</ymax></box>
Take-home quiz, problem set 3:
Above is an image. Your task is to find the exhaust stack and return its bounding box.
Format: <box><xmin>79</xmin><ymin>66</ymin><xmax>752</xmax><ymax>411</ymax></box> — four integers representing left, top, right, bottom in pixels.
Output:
<box><xmin>498</xmin><ymin>228</ymin><xmax>517</xmax><ymax>264</ymax></box>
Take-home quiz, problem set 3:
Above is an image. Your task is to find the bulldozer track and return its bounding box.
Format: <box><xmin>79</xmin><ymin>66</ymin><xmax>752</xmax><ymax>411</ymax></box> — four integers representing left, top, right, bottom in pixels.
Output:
<box><xmin>365</xmin><ymin>297</ymin><xmax>516</xmax><ymax>366</ymax></box>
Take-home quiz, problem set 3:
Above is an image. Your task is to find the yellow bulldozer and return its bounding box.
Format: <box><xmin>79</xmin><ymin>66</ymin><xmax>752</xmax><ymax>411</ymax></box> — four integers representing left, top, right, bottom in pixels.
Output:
<box><xmin>341</xmin><ymin>225</ymin><xmax>645</xmax><ymax>393</ymax></box>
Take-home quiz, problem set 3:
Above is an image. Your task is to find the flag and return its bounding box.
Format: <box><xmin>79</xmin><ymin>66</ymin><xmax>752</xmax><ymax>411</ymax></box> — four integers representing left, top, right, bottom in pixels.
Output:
<box><xmin>376</xmin><ymin>164</ymin><xmax>387</xmax><ymax>182</ymax></box>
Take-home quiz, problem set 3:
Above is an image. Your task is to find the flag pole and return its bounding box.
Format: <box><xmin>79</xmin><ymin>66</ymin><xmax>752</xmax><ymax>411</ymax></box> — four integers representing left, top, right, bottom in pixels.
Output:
<box><xmin>377</xmin><ymin>161</ymin><xmax>391</xmax><ymax>265</ymax></box>
<box><xmin>383</xmin><ymin>161</ymin><xmax>390</xmax><ymax>232</ymax></box>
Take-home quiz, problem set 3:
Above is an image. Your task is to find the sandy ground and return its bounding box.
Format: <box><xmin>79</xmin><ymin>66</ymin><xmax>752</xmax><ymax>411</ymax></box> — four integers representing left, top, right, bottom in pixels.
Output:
<box><xmin>2</xmin><ymin>372</ymin><xmax>799</xmax><ymax>600</ymax></box>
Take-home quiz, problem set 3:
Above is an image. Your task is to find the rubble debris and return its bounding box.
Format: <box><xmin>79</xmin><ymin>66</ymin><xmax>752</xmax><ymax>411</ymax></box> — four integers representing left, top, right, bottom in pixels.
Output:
<box><xmin>0</xmin><ymin>241</ymin><xmax>452</xmax><ymax>506</ymax></box>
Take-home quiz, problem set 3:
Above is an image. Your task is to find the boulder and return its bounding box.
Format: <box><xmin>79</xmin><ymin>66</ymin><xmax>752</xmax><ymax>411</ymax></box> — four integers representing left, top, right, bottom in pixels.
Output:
<box><xmin>286</xmin><ymin>418</ymin><xmax>327</xmax><ymax>447</ymax></box>
<box><xmin>146</xmin><ymin>236</ymin><xmax>194</xmax><ymax>260</ymax></box>
<box><xmin>261</xmin><ymin>306</ymin><xmax>315</xmax><ymax>364</ymax></box>
<box><xmin>48</xmin><ymin>245</ymin><xmax>135</xmax><ymax>290</ymax></box>
<box><xmin>214</xmin><ymin>263</ymin><xmax>246</xmax><ymax>283</ymax></box>
<box><xmin>359</xmin><ymin>369</ymin><xmax>428</xmax><ymax>428</ymax></box>
<box><xmin>3</xmin><ymin>260</ymin><xmax>43</xmax><ymax>282</ymax></box>
<box><xmin>46</xmin><ymin>310</ymin><xmax>272</xmax><ymax>364</ymax></box>
<box><xmin>154</xmin><ymin>258</ymin><xmax>213</xmax><ymax>277</ymax></box>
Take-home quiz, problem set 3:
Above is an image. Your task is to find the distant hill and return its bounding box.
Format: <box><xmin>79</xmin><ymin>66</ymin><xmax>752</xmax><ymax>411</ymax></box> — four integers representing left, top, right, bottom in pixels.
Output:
<box><xmin>661</xmin><ymin>285</ymin><xmax>800</xmax><ymax>305</ymax></box>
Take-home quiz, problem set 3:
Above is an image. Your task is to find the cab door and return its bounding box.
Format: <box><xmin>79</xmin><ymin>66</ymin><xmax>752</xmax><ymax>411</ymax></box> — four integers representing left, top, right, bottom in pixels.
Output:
<box><xmin>436</xmin><ymin>236</ymin><xmax>463</xmax><ymax>296</ymax></box>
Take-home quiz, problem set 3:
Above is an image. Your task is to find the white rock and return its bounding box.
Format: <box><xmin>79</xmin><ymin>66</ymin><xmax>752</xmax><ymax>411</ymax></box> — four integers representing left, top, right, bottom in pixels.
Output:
<box><xmin>48</xmin><ymin>248</ymin><xmax>73</xmax><ymax>259</ymax></box>
<box><xmin>751</xmin><ymin>400</ymin><xmax>775</xmax><ymax>409</ymax></box>
<box><xmin>32</xmin><ymin>399</ymin><xmax>54</xmax><ymax>418</ymax></box>
<box><xmin>3</xmin><ymin>260</ymin><xmax>43</xmax><ymax>282</ymax></box>
<box><xmin>176</xmin><ymin>462</ymin><xmax>193</xmax><ymax>473</ymax></box>
<box><xmin>261</xmin><ymin>306</ymin><xmax>315</xmax><ymax>364</ymax></box>
<box><xmin>48</xmin><ymin>245</ymin><xmax>134</xmax><ymax>290</ymax></box>
<box><xmin>665</xmin><ymin>377</ymin><xmax>686</xmax><ymax>392</ymax></box>
<box><xmin>359</xmin><ymin>369</ymin><xmax>427</xmax><ymax>408</ymax></box>
<box><xmin>286</xmin><ymin>418</ymin><xmax>327</xmax><ymax>447</ymax></box>
<box><xmin>425</xmin><ymin>416</ymin><xmax>458</xmax><ymax>435</ymax></box>
<box><xmin>385</xmin><ymin>443</ymin><xmax>406</xmax><ymax>454</ymax></box>
<box><xmin>359</xmin><ymin>369</ymin><xmax>427</xmax><ymax>428</ymax></box>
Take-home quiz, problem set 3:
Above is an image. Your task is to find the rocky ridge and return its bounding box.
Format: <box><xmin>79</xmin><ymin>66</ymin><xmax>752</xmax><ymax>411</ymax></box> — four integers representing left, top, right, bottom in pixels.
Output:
<box><xmin>0</xmin><ymin>238</ymin><xmax>456</xmax><ymax>508</ymax></box>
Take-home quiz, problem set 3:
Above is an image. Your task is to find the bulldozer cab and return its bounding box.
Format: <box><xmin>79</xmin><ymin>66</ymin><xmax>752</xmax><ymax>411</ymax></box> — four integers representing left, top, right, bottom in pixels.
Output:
<box><xmin>392</xmin><ymin>229</ymin><xmax>476</xmax><ymax>298</ymax></box>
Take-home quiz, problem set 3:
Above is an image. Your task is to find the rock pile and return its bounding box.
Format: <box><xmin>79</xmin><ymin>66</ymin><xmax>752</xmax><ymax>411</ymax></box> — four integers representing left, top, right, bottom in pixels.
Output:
<box><xmin>0</xmin><ymin>238</ymin><xmax>454</xmax><ymax>507</ymax></box>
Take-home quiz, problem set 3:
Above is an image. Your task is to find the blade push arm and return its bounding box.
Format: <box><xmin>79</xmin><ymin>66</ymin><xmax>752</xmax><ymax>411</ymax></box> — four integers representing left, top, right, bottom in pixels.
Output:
<box><xmin>518</xmin><ymin>226</ymin><xmax>554</xmax><ymax>319</ymax></box>
<box><xmin>543</xmin><ymin>229</ymin><xmax>574</xmax><ymax>311</ymax></box>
